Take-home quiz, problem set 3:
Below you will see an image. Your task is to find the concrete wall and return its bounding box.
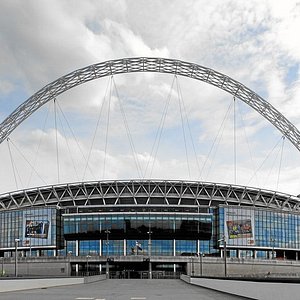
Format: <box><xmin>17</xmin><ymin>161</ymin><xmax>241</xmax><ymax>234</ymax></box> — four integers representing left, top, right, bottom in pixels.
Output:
<box><xmin>0</xmin><ymin>277</ymin><xmax>84</xmax><ymax>293</ymax></box>
<box><xmin>84</xmin><ymin>274</ymin><xmax>106</xmax><ymax>284</ymax></box>
<box><xmin>2</xmin><ymin>256</ymin><xmax>300</xmax><ymax>278</ymax></box>
<box><xmin>1</xmin><ymin>259</ymin><xmax>71</xmax><ymax>277</ymax></box>
<box><xmin>0</xmin><ymin>275</ymin><xmax>107</xmax><ymax>293</ymax></box>
<box><xmin>181</xmin><ymin>275</ymin><xmax>300</xmax><ymax>300</ymax></box>
<box><xmin>186</xmin><ymin>257</ymin><xmax>300</xmax><ymax>277</ymax></box>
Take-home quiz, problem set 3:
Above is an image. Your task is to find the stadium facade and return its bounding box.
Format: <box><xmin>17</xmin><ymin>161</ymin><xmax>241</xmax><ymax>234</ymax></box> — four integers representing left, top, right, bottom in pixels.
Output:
<box><xmin>1</xmin><ymin>58</ymin><xmax>300</xmax><ymax>276</ymax></box>
<box><xmin>1</xmin><ymin>179</ymin><xmax>300</xmax><ymax>267</ymax></box>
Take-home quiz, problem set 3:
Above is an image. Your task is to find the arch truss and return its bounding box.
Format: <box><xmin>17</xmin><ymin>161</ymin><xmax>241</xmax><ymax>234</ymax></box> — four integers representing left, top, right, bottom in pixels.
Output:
<box><xmin>0</xmin><ymin>57</ymin><xmax>300</xmax><ymax>151</ymax></box>
<box><xmin>0</xmin><ymin>180</ymin><xmax>299</xmax><ymax>212</ymax></box>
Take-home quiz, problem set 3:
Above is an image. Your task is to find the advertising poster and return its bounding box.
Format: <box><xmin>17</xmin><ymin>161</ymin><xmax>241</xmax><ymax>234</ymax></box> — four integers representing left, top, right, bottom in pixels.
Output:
<box><xmin>25</xmin><ymin>220</ymin><xmax>50</xmax><ymax>239</ymax></box>
<box><xmin>224</xmin><ymin>207</ymin><xmax>255</xmax><ymax>246</ymax></box>
<box><xmin>22</xmin><ymin>208</ymin><xmax>52</xmax><ymax>246</ymax></box>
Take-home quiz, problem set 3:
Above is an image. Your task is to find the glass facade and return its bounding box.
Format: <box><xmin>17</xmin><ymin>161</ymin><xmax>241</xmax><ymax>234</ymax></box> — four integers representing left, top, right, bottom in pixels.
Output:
<box><xmin>220</xmin><ymin>206</ymin><xmax>300</xmax><ymax>259</ymax></box>
<box><xmin>62</xmin><ymin>212</ymin><xmax>215</xmax><ymax>257</ymax></box>
<box><xmin>0</xmin><ymin>207</ymin><xmax>62</xmax><ymax>252</ymax></box>
<box><xmin>1</xmin><ymin>204</ymin><xmax>300</xmax><ymax>259</ymax></box>
<box><xmin>63</xmin><ymin>213</ymin><xmax>213</xmax><ymax>241</ymax></box>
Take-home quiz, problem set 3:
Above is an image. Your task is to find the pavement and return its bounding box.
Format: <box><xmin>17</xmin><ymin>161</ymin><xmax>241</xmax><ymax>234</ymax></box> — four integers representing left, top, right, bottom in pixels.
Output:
<box><xmin>0</xmin><ymin>279</ymin><xmax>252</xmax><ymax>300</ymax></box>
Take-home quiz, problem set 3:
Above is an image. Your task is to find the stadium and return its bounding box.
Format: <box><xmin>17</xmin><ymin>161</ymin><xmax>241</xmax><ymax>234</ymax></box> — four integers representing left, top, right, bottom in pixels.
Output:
<box><xmin>1</xmin><ymin>58</ymin><xmax>300</xmax><ymax>278</ymax></box>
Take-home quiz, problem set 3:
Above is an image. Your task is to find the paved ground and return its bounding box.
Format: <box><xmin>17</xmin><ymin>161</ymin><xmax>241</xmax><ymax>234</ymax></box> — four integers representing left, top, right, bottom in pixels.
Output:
<box><xmin>0</xmin><ymin>279</ymin><xmax>251</xmax><ymax>300</ymax></box>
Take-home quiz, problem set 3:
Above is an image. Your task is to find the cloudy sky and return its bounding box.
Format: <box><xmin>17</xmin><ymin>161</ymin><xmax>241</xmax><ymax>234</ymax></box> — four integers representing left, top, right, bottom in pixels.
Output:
<box><xmin>1</xmin><ymin>0</ymin><xmax>300</xmax><ymax>196</ymax></box>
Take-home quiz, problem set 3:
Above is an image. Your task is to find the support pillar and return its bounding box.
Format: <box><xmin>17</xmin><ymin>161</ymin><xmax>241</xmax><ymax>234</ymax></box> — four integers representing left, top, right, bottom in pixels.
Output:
<box><xmin>75</xmin><ymin>240</ymin><xmax>79</xmax><ymax>256</ymax></box>
<box><xmin>173</xmin><ymin>239</ymin><xmax>176</xmax><ymax>256</ymax></box>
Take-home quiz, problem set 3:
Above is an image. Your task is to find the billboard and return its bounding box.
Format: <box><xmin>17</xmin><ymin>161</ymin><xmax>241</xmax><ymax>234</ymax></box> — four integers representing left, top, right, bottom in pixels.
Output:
<box><xmin>22</xmin><ymin>209</ymin><xmax>53</xmax><ymax>246</ymax></box>
<box><xmin>224</xmin><ymin>207</ymin><xmax>255</xmax><ymax>246</ymax></box>
<box><xmin>25</xmin><ymin>220</ymin><xmax>50</xmax><ymax>239</ymax></box>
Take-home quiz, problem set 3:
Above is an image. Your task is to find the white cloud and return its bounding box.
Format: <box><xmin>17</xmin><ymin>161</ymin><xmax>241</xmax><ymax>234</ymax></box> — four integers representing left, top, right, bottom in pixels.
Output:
<box><xmin>1</xmin><ymin>0</ymin><xmax>300</xmax><ymax>196</ymax></box>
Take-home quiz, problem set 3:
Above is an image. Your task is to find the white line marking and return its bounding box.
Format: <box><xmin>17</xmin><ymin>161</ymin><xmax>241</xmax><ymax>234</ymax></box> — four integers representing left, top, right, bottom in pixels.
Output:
<box><xmin>131</xmin><ymin>298</ymin><xmax>146</xmax><ymax>300</ymax></box>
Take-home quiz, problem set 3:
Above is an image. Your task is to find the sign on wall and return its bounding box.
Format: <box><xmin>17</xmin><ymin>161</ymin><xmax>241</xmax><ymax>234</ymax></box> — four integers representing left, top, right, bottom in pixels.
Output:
<box><xmin>224</xmin><ymin>207</ymin><xmax>255</xmax><ymax>246</ymax></box>
<box><xmin>22</xmin><ymin>209</ymin><xmax>52</xmax><ymax>246</ymax></box>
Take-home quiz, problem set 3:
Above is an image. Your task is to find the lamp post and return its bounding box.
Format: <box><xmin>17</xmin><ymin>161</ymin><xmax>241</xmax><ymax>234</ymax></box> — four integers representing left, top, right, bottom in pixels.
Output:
<box><xmin>218</xmin><ymin>235</ymin><xmax>227</xmax><ymax>277</ymax></box>
<box><xmin>86</xmin><ymin>255</ymin><xmax>91</xmax><ymax>276</ymax></box>
<box><xmin>105</xmin><ymin>229</ymin><xmax>111</xmax><ymax>279</ymax></box>
<box><xmin>271</xmin><ymin>238</ymin><xmax>275</xmax><ymax>259</ymax></box>
<box><xmin>14</xmin><ymin>238</ymin><xmax>20</xmax><ymax>277</ymax></box>
<box><xmin>191</xmin><ymin>256</ymin><xmax>194</xmax><ymax>276</ymax></box>
<box><xmin>199</xmin><ymin>252</ymin><xmax>203</xmax><ymax>276</ymax></box>
<box><xmin>1</xmin><ymin>257</ymin><xmax>4</xmax><ymax>276</ymax></box>
<box><xmin>67</xmin><ymin>251</ymin><xmax>72</xmax><ymax>276</ymax></box>
<box><xmin>29</xmin><ymin>236</ymin><xmax>32</xmax><ymax>257</ymax></box>
<box><xmin>147</xmin><ymin>230</ymin><xmax>152</xmax><ymax>279</ymax></box>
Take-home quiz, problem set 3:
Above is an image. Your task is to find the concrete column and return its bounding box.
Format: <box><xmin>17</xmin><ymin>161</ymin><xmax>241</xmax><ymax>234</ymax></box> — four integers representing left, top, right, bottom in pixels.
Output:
<box><xmin>173</xmin><ymin>239</ymin><xmax>176</xmax><ymax>256</ymax></box>
<box><xmin>124</xmin><ymin>239</ymin><xmax>126</xmax><ymax>256</ymax></box>
<box><xmin>253</xmin><ymin>250</ymin><xmax>257</xmax><ymax>259</ymax></box>
<box><xmin>197</xmin><ymin>240</ymin><xmax>200</xmax><ymax>254</ymax></box>
<box><xmin>75</xmin><ymin>240</ymin><xmax>79</xmax><ymax>256</ymax></box>
<box><xmin>99</xmin><ymin>240</ymin><xmax>102</xmax><ymax>256</ymax></box>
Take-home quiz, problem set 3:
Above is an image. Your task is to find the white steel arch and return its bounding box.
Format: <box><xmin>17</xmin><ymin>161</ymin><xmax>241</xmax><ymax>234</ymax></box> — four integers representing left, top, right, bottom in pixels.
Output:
<box><xmin>0</xmin><ymin>57</ymin><xmax>300</xmax><ymax>151</ymax></box>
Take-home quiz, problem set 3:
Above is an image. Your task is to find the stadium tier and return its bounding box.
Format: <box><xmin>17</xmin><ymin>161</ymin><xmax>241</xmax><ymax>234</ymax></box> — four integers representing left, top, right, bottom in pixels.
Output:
<box><xmin>1</xmin><ymin>179</ymin><xmax>300</xmax><ymax>261</ymax></box>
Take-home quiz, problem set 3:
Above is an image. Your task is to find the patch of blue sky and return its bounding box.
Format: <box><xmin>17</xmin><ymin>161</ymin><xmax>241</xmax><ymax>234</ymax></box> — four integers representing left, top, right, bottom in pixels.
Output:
<box><xmin>284</xmin><ymin>63</ymin><xmax>299</xmax><ymax>85</ymax></box>
<box><xmin>85</xmin><ymin>19</ymin><xmax>102</xmax><ymax>34</ymax></box>
<box><xmin>0</xmin><ymin>79</ymin><xmax>30</xmax><ymax>122</ymax></box>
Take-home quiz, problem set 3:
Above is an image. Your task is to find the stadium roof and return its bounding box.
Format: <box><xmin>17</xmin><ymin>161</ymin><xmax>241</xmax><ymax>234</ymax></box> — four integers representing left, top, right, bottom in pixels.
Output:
<box><xmin>0</xmin><ymin>180</ymin><xmax>299</xmax><ymax>213</ymax></box>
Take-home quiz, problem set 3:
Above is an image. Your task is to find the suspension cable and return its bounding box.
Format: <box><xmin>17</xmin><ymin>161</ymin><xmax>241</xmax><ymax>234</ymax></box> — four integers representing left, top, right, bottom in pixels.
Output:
<box><xmin>276</xmin><ymin>136</ymin><xmax>285</xmax><ymax>190</ymax></box>
<box><xmin>247</xmin><ymin>136</ymin><xmax>283</xmax><ymax>186</ymax></box>
<box><xmin>56</xmin><ymin>102</ymin><xmax>96</xmax><ymax>179</ymax></box>
<box><xmin>233</xmin><ymin>96</ymin><xmax>237</xmax><ymax>184</ymax></box>
<box><xmin>176</xmin><ymin>76</ymin><xmax>202</xmax><ymax>178</ymax></box>
<box><xmin>82</xmin><ymin>77</ymin><xmax>112</xmax><ymax>181</ymax></box>
<box><xmin>7</xmin><ymin>138</ymin><xmax>47</xmax><ymax>185</ymax></box>
<box><xmin>112</xmin><ymin>77</ymin><xmax>143</xmax><ymax>178</ymax></box>
<box><xmin>54</xmin><ymin>98</ymin><xmax>60</xmax><ymax>183</ymax></box>
<box><xmin>56</xmin><ymin>106</ymin><xmax>80</xmax><ymax>182</ymax></box>
<box><xmin>175</xmin><ymin>76</ymin><xmax>191</xmax><ymax>179</ymax></box>
<box><xmin>199</xmin><ymin>101</ymin><xmax>233</xmax><ymax>180</ymax></box>
<box><xmin>7</xmin><ymin>138</ymin><xmax>18</xmax><ymax>190</ymax></box>
<box><xmin>262</xmin><ymin>142</ymin><xmax>281</xmax><ymax>187</ymax></box>
<box><xmin>27</xmin><ymin>101</ymin><xmax>51</xmax><ymax>187</ymax></box>
<box><xmin>236</xmin><ymin>101</ymin><xmax>259</xmax><ymax>186</ymax></box>
<box><xmin>146</xmin><ymin>76</ymin><xmax>176</xmax><ymax>179</ymax></box>
<box><xmin>103</xmin><ymin>78</ymin><xmax>112</xmax><ymax>179</ymax></box>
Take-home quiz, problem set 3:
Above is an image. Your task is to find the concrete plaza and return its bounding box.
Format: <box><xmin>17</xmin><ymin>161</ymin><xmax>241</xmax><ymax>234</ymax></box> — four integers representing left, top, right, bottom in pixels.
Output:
<box><xmin>0</xmin><ymin>279</ymin><xmax>249</xmax><ymax>300</ymax></box>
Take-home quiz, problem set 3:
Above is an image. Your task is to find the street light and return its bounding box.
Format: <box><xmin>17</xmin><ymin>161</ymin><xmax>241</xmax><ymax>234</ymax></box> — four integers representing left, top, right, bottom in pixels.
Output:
<box><xmin>14</xmin><ymin>238</ymin><xmax>20</xmax><ymax>277</ymax></box>
<box><xmin>1</xmin><ymin>257</ymin><xmax>4</xmax><ymax>276</ymax></box>
<box><xmin>271</xmin><ymin>238</ymin><xmax>276</xmax><ymax>259</ymax></box>
<box><xmin>86</xmin><ymin>255</ymin><xmax>91</xmax><ymax>276</ymax></box>
<box><xmin>199</xmin><ymin>252</ymin><xmax>203</xmax><ymax>276</ymax></box>
<box><xmin>191</xmin><ymin>256</ymin><xmax>195</xmax><ymax>276</ymax></box>
<box><xmin>105</xmin><ymin>229</ymin><xmax>111</xmax><ymax>279</ymax></box>
<box><xmin>147</xmin><ymin>230</ymin><xmax>152</xmax><ymax>279</ymax></box>
<box><xmin>67</xmin><ymin>251</ymin><xmax>72</xmax><ymax>276</ymax></box>
<box><xmin>218</xmin><ymin>235</ymin><xmax>227</xmax><ymax>277</ymax></box>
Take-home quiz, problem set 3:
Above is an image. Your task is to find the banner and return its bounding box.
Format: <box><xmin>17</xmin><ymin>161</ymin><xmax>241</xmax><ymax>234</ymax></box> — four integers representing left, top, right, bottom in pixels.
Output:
<box><xmin>25</xmin><ymin>220</ymin><xmax>50</xmax><ymax>239</ymax></box>
<box><xmin>224</xmin><ymin>207</ymin><xmax>255</xmax><ymax>246</ymax></box>
<box><xmin>22</xmin><ymin>208</ymin><xmax>52</xmax><ymax>246</ymax></box>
